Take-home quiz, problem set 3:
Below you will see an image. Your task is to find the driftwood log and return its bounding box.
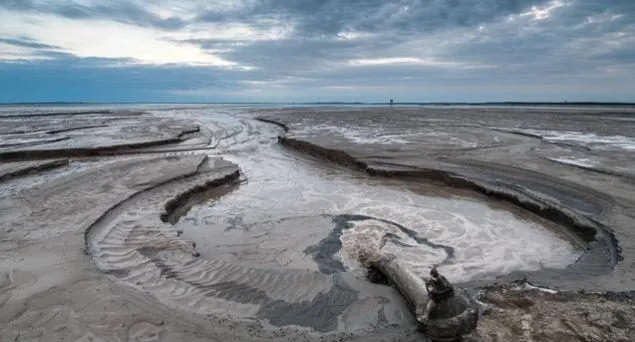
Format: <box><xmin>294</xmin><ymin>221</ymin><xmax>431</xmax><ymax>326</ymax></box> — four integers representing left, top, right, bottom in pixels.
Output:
<box><xmin>365</xmin><ymin>253</ymin><xmax>479</xmax><ymax>341</ymax></box>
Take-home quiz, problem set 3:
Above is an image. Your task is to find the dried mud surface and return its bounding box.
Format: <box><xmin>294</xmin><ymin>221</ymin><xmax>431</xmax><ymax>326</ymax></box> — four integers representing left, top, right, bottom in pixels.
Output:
<box><xmin>1</xmin><ymin>105</ymin><xmax>634</xmax><ymax>342</ymax></box>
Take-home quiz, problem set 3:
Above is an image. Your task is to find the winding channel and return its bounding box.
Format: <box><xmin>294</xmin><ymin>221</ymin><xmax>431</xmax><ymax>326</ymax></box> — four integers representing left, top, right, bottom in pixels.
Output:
<box><xmin>87</xmin><ymin>107</ymin><xmax>586</xmax><ymax>333</ymax></box>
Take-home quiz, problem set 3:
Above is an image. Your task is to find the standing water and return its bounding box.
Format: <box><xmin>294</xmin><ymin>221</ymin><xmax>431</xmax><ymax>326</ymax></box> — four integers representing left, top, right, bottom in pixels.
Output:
<box><xmin>158</xmin><ymin>107</ymin><xmax>582</xmax><ymax>283</ymax></box>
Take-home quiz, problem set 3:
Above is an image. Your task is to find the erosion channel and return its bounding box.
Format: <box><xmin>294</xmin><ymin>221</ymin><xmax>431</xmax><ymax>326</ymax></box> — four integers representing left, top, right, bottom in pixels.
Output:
<box><xmin>1</xmin><ymin>105</ymin><xmax>633</xmax><ymax>341</ymax></box>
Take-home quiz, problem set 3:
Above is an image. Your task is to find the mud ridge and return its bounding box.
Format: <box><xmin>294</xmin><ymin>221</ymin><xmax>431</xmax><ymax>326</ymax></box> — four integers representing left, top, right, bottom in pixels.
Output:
<box><xmin>0</xmin><ymin>139</ymin><xmax>182</xmax><ymax>161</ymax></box>
<box><xmin>0</xmin><ymin>136</ymin><xmax>71</xmax><ymax>149</ymax></box>
<box><xmin>254</xmin><ymin>118</ymin><xmax>289</xmax><ymax>132</ymax></box>
<box><xmin>491</xmin><ymin>128</ymin><xmax>595</xmax><ymax>151</ymax></box>
<box><xmin>160</xmin><ymin>167</ymin><xmax>240</xmax><ymax>224</ymax></box>
<box><xmin>545</xmin><ymin>157</ymin><xmax>635</xmax><ymax>182</ymax></box>
<box><xmin>84</xmin><ymin>155</ymin><xmax>212</xmax><ymax>255</ymax></box>
<box><xmin>0</xmin><ymin>126</ymin><xmax>200</xmax><ymax>162</ymax></box>
<box><xmin>270</xmin><ymin>132</ymin><xmax>620</xmax><ymax>289</ymax></box>
<box><xmin>279</xmin><ymin>136</ymin><xmax>368</xmax><ymax>169</ymax></box>
<box><xmin>46</xmin><ymin>124</ymin><xmax>110</xmax><ymax>134</ymax></box>
<box><xmin>0</xmin><ymin>159</ymin><xmax>69</xmax><ymax>182</ymax></box>
<box><xmin>84</xmin><ymin>157</ymin><xmax>367</xmax><ymax>332</ymax></box>
<box><xmin>0</xmin><ymin>110</ymin><xmax>131</xmax><ymax>118</ymax></box>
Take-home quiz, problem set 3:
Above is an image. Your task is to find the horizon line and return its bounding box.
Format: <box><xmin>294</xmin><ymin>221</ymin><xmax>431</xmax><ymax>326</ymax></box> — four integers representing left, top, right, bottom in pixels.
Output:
<box><xmin>2</xmin><ymin>101</ymin><xmax>635</xmax><ymax>106</ymax></box>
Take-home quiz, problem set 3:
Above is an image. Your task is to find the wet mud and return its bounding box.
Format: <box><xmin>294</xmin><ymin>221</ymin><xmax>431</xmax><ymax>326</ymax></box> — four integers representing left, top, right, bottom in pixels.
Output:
<box><xmin>0</xmin><ymin>109</ymin><xmax>206</xmax><ymax>161</ymax></box>
<box><xmin>1</xmin><ymin>105</ymin><xmax>634</xmax><ymax>341</ymax></box>
<box><xmin>0</xmin><ymin>159</ymin><xmax>69</xmax><ymax>181</ymax></box>
<box><xmin>477</xmin><ymin>284</ymin><xmax>635</xmax><ymax>341</ymax></box>
<box><xmin>255</xmin><ymin>106</ymin><xmax>635</xmax><ymax>292</ymax></box>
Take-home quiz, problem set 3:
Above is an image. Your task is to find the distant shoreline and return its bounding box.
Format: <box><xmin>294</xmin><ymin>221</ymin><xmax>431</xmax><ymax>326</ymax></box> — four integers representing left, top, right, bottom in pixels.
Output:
<box><xmin>1</xmin><ymin>101</ymin><xmax>634</xmax><ymax>106</ymax></box>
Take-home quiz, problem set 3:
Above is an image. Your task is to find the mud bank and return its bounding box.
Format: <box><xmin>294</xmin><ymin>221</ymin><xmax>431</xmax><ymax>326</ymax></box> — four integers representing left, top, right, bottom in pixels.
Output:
<box><xmin>2</xmin><ymin>105</ymin><xmax>634</xmax><ymax>342</ymax></box>
<box><xmin>254</xmin><ymin>106</ymin><xmax>635</xmax><ymax>292</ymax></box>
<box><xmin>5</xmin><ymin>151</ymin><xmax>412</xmax><ymax>341</ymax></box>
<box><xmin>84</xmin><ymin>158</ymin><xmax>415</xmax><ymax>335</ymax></box>
<box><xmin>0</xmin><ymin>107</ymin><xmax>432</xmax><ymax>341</ymax></box>
<box><xmin>0</xmin><ymin>159</ymin><xmax>69</xmax><ymax>181</ymax></box>
<box><xmin>0</xmin><ymin>110</ymin><xmax>206</xmax><ymax>161</ymax></box>
<box><xmin>272</xmin><ymin>130</ymin><xmax>621</xmax><ymax>288</ymax></box>
<box><xmin>250</xmin><ymin>106</ymin><xmax>635</xmax><ymax>340</ymax></box>
<box><xmin>274</xmin><ymin>129</ymin><xmax>617</xmax><ymax>289</ymax></box>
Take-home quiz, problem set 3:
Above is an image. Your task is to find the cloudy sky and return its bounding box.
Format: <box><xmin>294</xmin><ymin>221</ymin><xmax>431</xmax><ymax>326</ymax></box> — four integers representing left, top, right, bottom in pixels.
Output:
<box><xmin>0</xmin><ymin>0</ymin><xmax>633</xmax><ymax>103</ymax></box>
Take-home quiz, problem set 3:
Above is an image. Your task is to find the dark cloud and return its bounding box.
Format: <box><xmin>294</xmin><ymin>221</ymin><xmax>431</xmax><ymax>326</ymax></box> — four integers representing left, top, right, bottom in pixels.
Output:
<box><xmin>0</xmin><ymin>0</ymin><xmax>634</xmax><ymax>102</ymax></box>
<box><xmin>0</xmin><ymin>0</ymin><xmax>555</xmax><ymax>35</ymax></box>
<box><xmin>436</xmin><ymin>1</ymin><xmax>635</xmax><ymax>75</ymax></box>
<box><xmin>0</xmin><ymin>0</ymin><xmax>187</xmax><ymax>29</ymax></box>
<box><xmin>194</xmin><ymin>0</ymin><xmax>552</xmax><ymax>37</ymax></box>
<box><xmin>180</xmin><ymin>0</ymin><xmax>635</xmax><ymax>83</ymax></box>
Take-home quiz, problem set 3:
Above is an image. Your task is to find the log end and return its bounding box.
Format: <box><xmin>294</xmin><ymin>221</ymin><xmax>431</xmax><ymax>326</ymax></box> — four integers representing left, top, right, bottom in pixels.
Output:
<box><xmin>418</xmin><ymin>289</ymin><xmax>480</xmax><ymax>341</ymax></box>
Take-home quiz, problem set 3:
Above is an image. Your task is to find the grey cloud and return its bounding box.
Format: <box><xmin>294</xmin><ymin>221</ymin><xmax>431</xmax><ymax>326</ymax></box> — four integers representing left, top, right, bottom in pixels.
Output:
<box><xmin>185</xmin><ymin>1</ymin><xmax>557</xmax><ymax>73</ymax></box>
<box><xmin>0</xmin><ymin>0</ymin><xmax>187</xmax><ymax>29</ymax></box>
<box><xmin>0</xmin><ymin>37</ymin><xmax>61</xmax><ymax>50</ymax></box>
<box><xmin>2</xmin><ymin>0</ymin><xmax>552</xmax><ymax>35</ymax></box>
<box><xmin>180</xmin><ymin>0</ymin><xmax>635</xmax><ymax>98</ymax></box>
<box><xmin>194</xmin><ymin>0</ymin><xmax>553</xmax><ymax>37</ymax></box>
<box><xmin>434</xmin><ymin>1</ymin><xmax>635</xmax><ymax>75</ymax></box>
<box><xmin>1</xmin><ymin>0</ymin><xmax>634</xmax><ymax>102</ymax></box>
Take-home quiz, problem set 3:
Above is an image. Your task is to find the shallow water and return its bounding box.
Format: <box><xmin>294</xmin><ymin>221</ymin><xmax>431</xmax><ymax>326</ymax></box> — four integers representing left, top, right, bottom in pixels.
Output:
<box><xmin>166</xmin><ymin>108</ymin><xmax>581</xmax><ymax>283</ymax></box>
<box><xmin>1</xmin><ymin>104</ymin><xmax>632</xmax><ymax>340</ymax></box>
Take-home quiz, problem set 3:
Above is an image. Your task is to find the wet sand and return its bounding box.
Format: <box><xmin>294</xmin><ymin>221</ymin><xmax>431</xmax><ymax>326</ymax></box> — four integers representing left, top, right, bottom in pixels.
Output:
<box><xmin>1</xmin><ymin>105</ymin><xmax>634</xmax><ymax>341</ymax></box>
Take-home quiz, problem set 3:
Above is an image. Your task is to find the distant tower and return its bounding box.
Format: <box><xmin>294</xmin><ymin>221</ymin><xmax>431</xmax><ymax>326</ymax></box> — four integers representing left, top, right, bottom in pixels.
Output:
<box><xmin>389</xmin><ymin>98</ymin><xmax>394</xmax><ymax>106</ymax></box>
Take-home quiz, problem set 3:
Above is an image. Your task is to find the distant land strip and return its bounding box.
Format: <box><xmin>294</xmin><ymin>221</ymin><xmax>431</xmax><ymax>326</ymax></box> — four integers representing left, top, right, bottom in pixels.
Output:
<box><xmin>1</xmin><ymin>101</ymin><xmax>634</xmax><ymax>106</ymax></box>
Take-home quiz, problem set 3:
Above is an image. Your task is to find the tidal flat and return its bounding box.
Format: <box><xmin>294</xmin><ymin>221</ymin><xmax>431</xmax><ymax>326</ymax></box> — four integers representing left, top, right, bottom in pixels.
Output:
<box><xmin>1</xmin><ymin>104</ymin><xmax>634</xmax><ymax>341</ymax></box>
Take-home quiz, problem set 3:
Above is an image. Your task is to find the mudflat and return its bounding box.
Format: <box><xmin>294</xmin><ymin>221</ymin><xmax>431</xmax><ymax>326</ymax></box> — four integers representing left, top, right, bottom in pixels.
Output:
<box><xmin>1</xmin><ymin>105</ymin><xmax>634</xmax><ymax>341</ymax></box>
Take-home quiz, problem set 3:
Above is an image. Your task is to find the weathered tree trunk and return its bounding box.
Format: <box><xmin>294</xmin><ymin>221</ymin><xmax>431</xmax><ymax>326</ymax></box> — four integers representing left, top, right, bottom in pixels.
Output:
<box><xmin>370</xmin><ymin>254</ymin><xmax>428</xmax><ymax>315</ymax></box>
<box><xmin>367</xmin><ymin>253</ymin><xmax>479</xmax><ymax>341</ymax></box>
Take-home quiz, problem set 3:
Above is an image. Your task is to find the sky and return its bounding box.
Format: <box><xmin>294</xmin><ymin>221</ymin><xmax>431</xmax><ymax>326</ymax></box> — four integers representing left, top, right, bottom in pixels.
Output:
<box><xmin>0</xmin><ymin>0</ymin><xmax>633</xmax><ymax>103</ymax></box>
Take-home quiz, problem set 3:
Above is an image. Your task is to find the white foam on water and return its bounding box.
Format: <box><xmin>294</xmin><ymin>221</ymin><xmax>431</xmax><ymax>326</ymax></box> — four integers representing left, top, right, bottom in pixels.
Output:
<box><xmin>169</xmin><ymin>109</ymin><xmax>583</xmax><ymax>283</ymax></box>
<box><xmin>512</xmin><ymin>129</ymin><xmax>635</xmax><ymax>151</ymax></box>
<box><xmin>294</xmin><ymin>123</ymin><xmax>481</xmax><ymax>147</ymax></box>
<box><xmin>338</xmin><ymin>201</ymin><xmax>581</xmax><ymax>283</ymax></box>
<box><xmin>548</xmin><ymin>157</ymin><xmax>598</xmax><ymax>168</ymax></box>
<box><xmin>297</xmin><ymin>124</ymin><xmax>413</xmax><ymax>145</ymax></box>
